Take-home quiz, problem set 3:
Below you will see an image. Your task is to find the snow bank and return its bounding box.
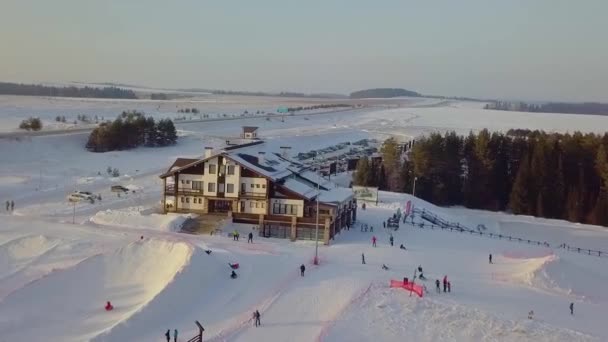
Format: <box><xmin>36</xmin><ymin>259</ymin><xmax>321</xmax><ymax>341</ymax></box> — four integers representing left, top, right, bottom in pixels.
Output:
<box><xmin>0</xmin><ymin>239</ymin><xmax>194</xmax><ymax>342</ymax></box>
<box><xmin>90</xmin><ymin>206</ymin><xmax>195</xmax><ymax>232</ymax></box>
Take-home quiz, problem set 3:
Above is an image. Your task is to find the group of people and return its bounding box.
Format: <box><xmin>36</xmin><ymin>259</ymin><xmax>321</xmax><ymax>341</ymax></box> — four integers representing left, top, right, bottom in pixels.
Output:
<box><xmin>164</xmin><ymin>329</ymin><xmax>178</xmax><ymax>342</ymax></box>
<box><xmin>360</xmin><ymin>223</ymin><xmax>374</xmax><ymax>232</ymax></box>
<box><xmin>232</xmin><ymin>230</ymin><xmax>255</xmax><ymax>243</ymax></box>
<box><xmin>5</xmin><ymin>200</ymin><xmax>14</xmax><ymax>212</ymax></box>
<box><xmin>435</xmin><ymin>276</ymin><xmax>451</xmax><ymax>293</ymax></box>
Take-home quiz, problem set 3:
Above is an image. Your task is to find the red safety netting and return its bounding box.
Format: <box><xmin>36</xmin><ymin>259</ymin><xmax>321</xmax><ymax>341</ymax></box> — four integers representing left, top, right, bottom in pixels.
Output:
<box><xmin>390</xmin><ymin>279</ymin><xmax>424</xmax><ymax>297</ymax></box>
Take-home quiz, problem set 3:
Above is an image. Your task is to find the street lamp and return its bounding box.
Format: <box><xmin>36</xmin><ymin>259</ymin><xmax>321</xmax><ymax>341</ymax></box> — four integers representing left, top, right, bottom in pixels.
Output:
<box><xmin>412</xmin><ymin>177</ymin><xmax>418</xmax><ymax>197</ymax></box>
<box><xmin>314</xmin><ymin>152</ymin><xmax>321</xmax><ymax>265</ymax></box>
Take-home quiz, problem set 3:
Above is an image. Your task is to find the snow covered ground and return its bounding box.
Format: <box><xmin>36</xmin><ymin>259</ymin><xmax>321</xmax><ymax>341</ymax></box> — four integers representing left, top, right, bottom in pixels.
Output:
<box><xmin>0</xmin><ymin>96</ymin><xmax>607</xmax><ymax>341</ymax></box>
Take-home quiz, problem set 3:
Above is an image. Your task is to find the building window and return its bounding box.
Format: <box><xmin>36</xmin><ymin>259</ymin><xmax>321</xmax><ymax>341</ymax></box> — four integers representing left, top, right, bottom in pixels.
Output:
<box><xmin>226</xmin><ymin>183</ymin><xmax>234</xmax><ymax>193</ymax></box>
<box><xmin>255</xmin><ymin>202</ymin><xmax>259</xmax><ymax>208</ymax></box>
<box><xmin>256</xmin><ymin>184</ymin><xmax>260</xmax><ymax>188</ymax></box>
<box><xmin>198</xmin><ymin>198</ymin><xmax>202</xmax><ymax>204</ymax></box>
<box><xmin>186</xmin><ymin>197</ymin><xmax>190</xmax><ymax>203</ymax></box>
<box><xmin>181</xmin><ymin>197</ymin><xmax>185</xmax><ymax>203</ymax></box>
<box><xmin>181</xmin><ymin>180</ymin><xmax>185</xmax><ymax>184</ymax></box>
<box><xmin>227</xmin><ymin>165</ymin><xmax>235</xmax><ymax>175</ymax></box>
<box><xmin>251</xmin><ymin>184</ymin><xmax>254</xmax><ymax>189</ymax></box>
<box><xmin>262</xmin><ymin>184</ymin><xmax>266</xmax><ymax>189</ymax></box>
<box><xmin>320</xmin><ymin>209</ymin><xmax>330</xmax><ymax>215</ymax></box>
<box><xmin>192</xmin><ymin>181</ymin><xmax>203</xmax><ymax>190</ymax></box>
<box><xmin>250</xmin><ymin>202</ymin><xmax>254</xmax><ymax>208</ymax></box>
<box><xmin>290</xmin><ymin>205</ymin><xmax>297</xmax><ymax>215</ymax></box>
<box><xmin>209</xmin><ymin>164</ymin><xmax>216</xmax><ymax>174</ymax></box>
<box><xmin>261</xmin><ymin>202</ymin><xmax>265</xmax><ymax>208</ymax></box>
<box><xmin>273</xmin><ymin>203</ymin><xmax>280</xmax><ymax>214</ymax></box>
<box><xmin>241</xmin><ymin>183</ymin><xmax>246</xmax><ymax>193</ymax></box>
<box><xmin>208</xmin><ymin>182</ymin><xmax>216</xmax><ymax>192</ymax></box>
<box><xmin>186</xmin><ymin>180</ymin><xmax>190</xmax><ymax>184</ymax></box>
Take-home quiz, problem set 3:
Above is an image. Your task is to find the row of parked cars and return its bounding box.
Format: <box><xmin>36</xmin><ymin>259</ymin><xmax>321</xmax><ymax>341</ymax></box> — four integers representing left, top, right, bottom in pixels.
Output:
<box><xmin>66</xmin><ymin>185</ymin><xmax>131</xmax><ymax>203</ymax></box>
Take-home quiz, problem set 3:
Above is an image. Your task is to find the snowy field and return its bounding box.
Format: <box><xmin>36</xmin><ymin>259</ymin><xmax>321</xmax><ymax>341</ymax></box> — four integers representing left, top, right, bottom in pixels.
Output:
<box><xmin>1</xmin><ymin>95</ymin><xmax>607</xmax><ymax>341</ymax></box>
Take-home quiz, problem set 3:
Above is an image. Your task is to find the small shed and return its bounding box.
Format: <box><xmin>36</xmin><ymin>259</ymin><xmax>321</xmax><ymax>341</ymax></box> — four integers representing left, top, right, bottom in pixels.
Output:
<box><xmin>241</xmin><ymin>126</ymin><xmax>259</xmax><ymax>139</ymax></box>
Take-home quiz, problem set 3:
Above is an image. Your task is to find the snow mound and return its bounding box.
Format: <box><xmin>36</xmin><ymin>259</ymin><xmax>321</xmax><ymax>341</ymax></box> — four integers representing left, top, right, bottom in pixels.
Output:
<box><xmin>90</xmin><ymin>206</ymin><xmax>195</xmax><ymax>232</ymax></box>
<box><xmin>324</xmin><ymin>284</ymin><xmax>599</xmax><ymax>342</ymax></box>
<box><xmin>0</xmin><ymin>239</ymin><xmax>194</xmax><ymax>342</ymax></box>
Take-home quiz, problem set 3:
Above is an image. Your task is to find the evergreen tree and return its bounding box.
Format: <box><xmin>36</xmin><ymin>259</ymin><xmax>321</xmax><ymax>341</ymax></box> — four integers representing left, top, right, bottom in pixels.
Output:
<box><xmin>354</xmin><ymin>157</ymin><xmax>371</xmax><ymax>186</ymax></box>
<box><xmin>509</xmin><ymin>152</ymin><xmax>531</xmax><ymax>214</ymax></box>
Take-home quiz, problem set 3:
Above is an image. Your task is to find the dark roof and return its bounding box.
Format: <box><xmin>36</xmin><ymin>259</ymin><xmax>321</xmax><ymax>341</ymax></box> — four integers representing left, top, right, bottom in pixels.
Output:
<box><xmin>171</xmin><ymin>158</ymin><xmax>198</xmax><ymax>169</ymax></box>
<box><xmin>236</xmin><ymin>153</ymin><xmax>276</xmax><ymax>172</ymax></box>
<box><xmin>243</xmin><ymin>126</ymin><xmax>259</xmax><ymax>133</ymax></box>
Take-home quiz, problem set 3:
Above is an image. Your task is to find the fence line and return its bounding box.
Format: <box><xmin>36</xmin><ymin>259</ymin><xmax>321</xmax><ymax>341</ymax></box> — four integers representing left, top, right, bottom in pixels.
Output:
<box><xmin>404</xmin><ymin>208</ymin><xmax>607</xmax><ymax>258</ymax></box>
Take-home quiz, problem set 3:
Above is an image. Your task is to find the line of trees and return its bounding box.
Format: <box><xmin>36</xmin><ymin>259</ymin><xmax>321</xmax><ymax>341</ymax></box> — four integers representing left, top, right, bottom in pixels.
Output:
<box><xmin>349</xmin><ymin>88</ymin><xmax>420</xmax><ymax>99</ymax></box>
<box><xmin>354</xmin><ymin>130</ymin><xmax>608</xmax><ymax>226</ymax></box>
<box><xmin>0</xmin><ymin>82</ymin><xmax>137</xmax><ymax>99</ymax></box>
<box><xmin>19</xmin><ymin>117</ymin><xmax>43</xmax><ymax>131</ymax></box>
<box><xmin>485</xmin><ymin>101</ymin><xmax>608</xmax><ymax>116</ymax></box>
<box><xmin>286</xmin><ymin>104</ymin><xmax>351</xmax><ymax>113</ymax></box>
<box><xmin>86</xmin><ymin>111</ymin><xmax>177</xmax><ymax>152</ymax></box>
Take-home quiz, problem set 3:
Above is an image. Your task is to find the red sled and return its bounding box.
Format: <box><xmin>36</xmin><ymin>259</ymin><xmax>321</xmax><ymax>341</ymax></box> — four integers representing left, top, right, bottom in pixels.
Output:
<box><xmin>390</xmin><ymin>279</ymin><xmax>424</xmax><ymax>297</ymax></box>
<box><xmin>229</xmin><ymin>263</ymin><xmax>239</xmax><ymax>269</ymax></box>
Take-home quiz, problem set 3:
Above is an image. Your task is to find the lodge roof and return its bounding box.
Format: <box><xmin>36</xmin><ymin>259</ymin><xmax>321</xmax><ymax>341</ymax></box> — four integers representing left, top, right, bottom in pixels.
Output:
<box><xmin>242</xmin><ymin>126</ymin><xmax>259</xmax><ymax>133</ymax></box>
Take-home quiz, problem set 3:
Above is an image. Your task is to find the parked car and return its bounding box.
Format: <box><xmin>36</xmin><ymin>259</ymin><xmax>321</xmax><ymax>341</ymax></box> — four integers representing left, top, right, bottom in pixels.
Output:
<box><xmin>67</xmin><ymin>191</ymin><xmax>96</xmax><ymax>203</ymax></box>
<box><xmin>111</xmin><ymin>185</ymin><xmax>129</xmax><ymax>193</ymax></box>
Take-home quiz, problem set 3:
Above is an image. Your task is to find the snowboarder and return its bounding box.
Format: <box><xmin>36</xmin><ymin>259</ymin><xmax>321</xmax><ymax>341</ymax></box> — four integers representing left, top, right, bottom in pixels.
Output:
<box><xmin>10</xmin><ymin>200</ymin><xmax>14</xmax><ymax>211</ymax></box>
<box><xmin>382</xmin><ymin>264</ymin><xmax>389</xmax><ymax>270</ymax></box>
<box><xmin>361</xmin><ymin>253</ymin><xmax>366</xmax><ymax>264</ymax></box>
<box><xmin>300</xmin><ymin>264</ymin><xmax>306</xmax><ymax>277</ymax></box>
<box><xmin>400</xmin><ymin>244</ymin><xmax>406</xmax><ymax>250</ymax></box>
<box><xmin>570</xmin><ymin>302</ymin><xmax>574</xmax><ymax>315</ymax></box>
<box><xmin>443</xmin><ymin>276</ymin><xmax>448</xmax><ymax>293</ymax></box>
<box><xmin>231</xmin><ymin>270</ymin><xmax>238</xmax><ymax>279</ymax></box>
<box><xmin>435</xmin><ymin>279</ymin><xmax>441</xmax><ymax>293</ymax></box>
<box><xmin>105</xmin><ymin>301</ymin><xmax>114</xmax><ymax>311</ymax></box>
<box><xmin>489</xmin><ymin>253</ymin><xmax>493</xmax><ymax>264</ymax></box>
<box><xmin>5</xmin><ymin>200</ymin><xmax>9</xmax><ymax>211</ymax></box>
<box><xmin>447</xmin><ymin>281</ymin><xmax>451</xmax><ymax>293</ymax></box>
<box><xmin>248</xmin><ymin>232</ymin><xmax>253</xmax><ymax>243</ymax></box>
<box><xmin>372</xmin><ymin>236</ymin><xmax>377</xmax><ymax>247</ymax></box>
<box><xmin>528</xmin><ymin>310</ymin><xmax>534</xmax><ymax>319</ymax></box>
<box><xmin>389</xmin><ymin>235</ymin><xmax>394</xmax><ymax>246</ymax></box>
<box><xmin>174</xmin><ymin>329</ymin><xmax>178</xmax><ymax>342</ymax></box>
<box><xmin>253</xmin><ymin>310</ymin><xmax>261</xmax><ymax>327</ymax></box>
<box><xmin>165</xmin><ymin>329</ymin><xmax>171</xmax><ymax>342</ymax></box>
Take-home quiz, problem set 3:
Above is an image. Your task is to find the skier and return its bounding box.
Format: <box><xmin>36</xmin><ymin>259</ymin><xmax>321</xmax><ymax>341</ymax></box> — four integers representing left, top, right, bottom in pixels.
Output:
<box><xmin>400</xmin><ymin>244</ymin><xmax>406</xmax><ymax>250</ymax></box>
<box><xmin>165</xmin><ymin>329</ymin><xmax>171</xmax><ymax>342</ymax></box>
<box><xmin>5</xmin><ymin>200</ymin><xmax>8</xmax><ymax>211</ymax></box>
<box><xmin>248</xmin><ymin>232</ymin><xmax>253</xmax><ymax>243</ymax></box>
<box><xmin>382</xmin><ymin>264</ymin><xmax>389</xmax><ymax>270</ymax></box>
<box><xmin>570</xmin><ymin>302</ymin><xmax>574</xmax><ymax>315</ymax></box>
<box><xmin>383</xmin><ymin>221</ymin><xmax>386</xmax><ymax>228</ymax></box>
<box><xmin>435</xmin><ymin>279</ymin><xmax>441</xmax><ymax>293</ymax></box>
<box><xmin>174</xmin><ymin>329</ymin><xmax>178</xmax><ymax>342</ymax></box>
<box><xmin>418</xmin><ymin>266</ymin><xmax>425</xmax><ymax>280</ymax></box>
<box><xmin>370</xmin><ymin>225</ymin><xmax>374</xmax><ymax>232</ymax></box>
<box><xmin>443</xmin><ymin>275</ymin><xmax>448</xmax><ymax>293</ymax></box>
<box><xmin>447</xmin><ymin>281</ymin><xmax>451</xmax><ymax>293</ymax></box>
<box><xmin>372</xmin><ymin>236</ymin><xmax>377</xmax><ymax>247</ymax></box>
<box><xmin>489</xmin><ymin>253</ymin><xmax>493</xmax><ymax>264</ymax></box>
<box><xmin>528</xmin><ymin>310</ymin><xmax>534</xmax><ymax>319</ymax></box>
<box><xmin>105</xmin><ymin>301</ymin><xmax>114</xmax><ymax>311</ymax></box>
<box><xmin>10</xmin><ymin>200</ymin><xmax>14</xmax><ymax>211</ymax></box>
<box><xmin>389</xmin><ymin>235</ymin><xmax>394</xmax><ymax>246</ymax></box>
<box><xmin>300</xmin><ymin>264</ymin><xmax>305</xmax><ymax>277</ymax></box>
<box><xmin>361</xmin><ymin>253</ymin><xmax>366</xmax><ymax>264</ymax></box>
<box><xmin>231</xmin><ymin>270</ymin><xmax>238</xmax><ymax>279</ymax></box>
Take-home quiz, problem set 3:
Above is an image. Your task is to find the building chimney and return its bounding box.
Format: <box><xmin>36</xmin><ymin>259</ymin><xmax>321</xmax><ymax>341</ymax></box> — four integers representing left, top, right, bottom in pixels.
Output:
<box><xmin>204</xmin><ymin>147</ymin><xmax>213</xmax><ymax>158</ymax></box>
<box><xmin>258</xmin><ymin>151</ymin><xmax>266</xmax><ymax>164</ymax></box>
<box><xmin>280</xmin><ymin>146</ymin><xmax>292</xmax><ymax>158</ymax></box>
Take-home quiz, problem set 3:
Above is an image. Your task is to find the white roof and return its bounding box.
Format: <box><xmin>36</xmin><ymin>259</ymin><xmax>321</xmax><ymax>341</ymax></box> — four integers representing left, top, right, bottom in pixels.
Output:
<box><xmin>282</xmin><ymin>178</ymin><xmax>318</xmax><ymax>200</ymax></box>
<box><xmin>318</xmin><ymin>187</ymin><xmax>354</xmax><ymax>204</ymax></box>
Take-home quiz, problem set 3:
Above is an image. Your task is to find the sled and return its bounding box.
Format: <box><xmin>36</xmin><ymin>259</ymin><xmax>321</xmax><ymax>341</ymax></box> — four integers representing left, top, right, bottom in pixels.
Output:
<box><xmin>390</xmin><ymin>279</ymin><xmax>424</xmax><ymax>297</ymax></box>
<box><xmin>229</xmin><ymin>263</ymin><xmax>239</xmax><ymax>269</ymax></box>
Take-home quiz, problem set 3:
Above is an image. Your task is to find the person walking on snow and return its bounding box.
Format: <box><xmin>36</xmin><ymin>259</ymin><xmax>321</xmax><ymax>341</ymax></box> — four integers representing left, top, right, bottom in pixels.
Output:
<box><xmin>173</xmin><ymin>329</ymin><xmax>178</xmax><ymax>342</ymax></box>
<box><xmin>300</xmin><ymin>264</ymin><xmax>306</xmax><ymax>277</ymax></box>
<box><xmin>165</xmin><ymin>329</ymin><xmax>171</xmax><ymax>342</ymax></box>
<box><xmin>254</xmin><ymin>310</ymin><xmax>261</xmax><ymax>327</ymax></box>
<box><xmin>489</xmin><ymin>253</ymin><xmax>493</xmax><ymax>264</ymax></box>
<box><xmin>5</xmin><ymin>200</ymin><xmax>9</xmax><ymax>211</ymax></box>
<box><xmin>370</xmin><ymin>225</ymin><xmax>374</xmax><ymax>232</ymax></box>
<box><xmin>443</xmin><ymin>276</ymin><xmax>448</xmax><ymax>293</ymax></box>
<box><xmin>248</xmin><ymin>232</ymin><xmax>253</xmax><ymax>243</ymax></box>
<box><xmin>383</xmin><ymin>221</ymin><xmax>386</xmax><ymax>228</ymax></box>
<box><xmin>435</xmin><ymin>279</ymin><xmax>441</xmax><ymax>293</ymax></box>
<box><xmin>389</xmin><ymin>235</ymin><xmax>394</xmax><ymax>246</ymax></box>
<box><xmin>447</xmin><ymin>281</ymin><xmax>451</xmax><ymax>293</ymax></box>
<box><xmin>362</xmin><ymin>253</ymin><xmax>366</xmax><ymax>264</ymax></box>
<box><xmin>570</xmin><ymin>302</ymin><xmax>574</xmax><ymax>315</ymax></box>
<box><xmin>10</xmin><ymin>200</ymin><xmax>14</xmax><ymax>211</ymax></box>
<box><xmin>372</xmin><ymin>236</ymin><xmax>377</xmax><ymax>247</ymax></box>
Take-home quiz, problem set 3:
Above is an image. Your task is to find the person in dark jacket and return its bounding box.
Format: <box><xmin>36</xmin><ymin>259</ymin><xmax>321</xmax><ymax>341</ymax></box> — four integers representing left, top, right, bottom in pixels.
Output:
<box><xmin>173</xmin><ymin>329</ymin><xmax>178</xmax><ymax>342</ymax></box>
<box><xmin>10</xmin><ymin>200</ymin><xmax>14</xmax><ymax>211</ymax></box>
<box><xmin>253</xmin><ymin>310</ymin><xmax>261</xmax><ymax>327</ymax></box>
<box><xmin>400</xmin><ymin>244</ymin><xmax>406</xmax><ymax>250</ymax></box>
<box><xmin>165</xmin><ymin>329</ymin><xmax>171</xmax><ymax>342</ymax></box>
<box><xmin>361</xmin><ymin>253</ymin><xmax>366</xmax><ymax>264</ymax></box>
<box><xmin>435</xmin><ymin>279</ymin><xmax>441</xmax><ymax>293</ymax></box>
<box><xmin>300</xmin><ymin>264</ymin><xmax>305</xmax><ymax>277</ymax></box>
<box><xmin>447</xmin><ymin>281</ymin><xmax>451</xmax><ymax>293</ymax></box>
<box><xmin>248</xmin><ymin>232</ymin><xmax>253</xmax><ymax>243</ymax></box>
<box><xmin>489</xmin><ymin>253</ymin><xmax>493</xmax><ymax>264</ymax></box>
<box><xmin>389</xmin><ymin>235</ymin><xmax>394</xmax><ymax>246</ymax></box>
<box><xmin>443</xmin><ymin>276</ymin><xmax>448</xmax><ymax>292</ymax></box>
<box><xmin>231</xmin><ymin>270</ymin><xmax>237</xmax><ymax>279</ymax></box>
<box><xmin>570</xmin><ymin>302</ymin><xmax>574</xmax><ymax>315</ymax></box>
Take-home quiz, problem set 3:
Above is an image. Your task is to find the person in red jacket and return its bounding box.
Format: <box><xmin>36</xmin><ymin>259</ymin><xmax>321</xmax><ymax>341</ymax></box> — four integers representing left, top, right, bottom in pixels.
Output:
<box><xmin>443</xmin><ymin>276</ymin><xmax>448</xmax><ymax>293</ymax></box>
<box><xmin>105</xmin><ymin>301</ymin><xmax>113</xmax><ymax>311</ymax></box>
<box><xmin>372</xmin><ymin>236</ymin><xmax>377</xmax><ymax>247</ymax></box>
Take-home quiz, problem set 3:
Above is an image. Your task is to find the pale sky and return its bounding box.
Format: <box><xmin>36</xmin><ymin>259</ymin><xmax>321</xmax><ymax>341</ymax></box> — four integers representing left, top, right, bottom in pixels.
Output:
<box><xmin>2</xmin><ymin>0</ymin><xmax>607</xmax><ymax>102</ymax></box>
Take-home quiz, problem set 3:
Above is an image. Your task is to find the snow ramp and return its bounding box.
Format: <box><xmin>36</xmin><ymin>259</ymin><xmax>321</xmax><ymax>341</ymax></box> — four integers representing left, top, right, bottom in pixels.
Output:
<box><xmin>0</xmin><ymin>239</ymin><xmax>195</xmax><ymax>342</ymax></box>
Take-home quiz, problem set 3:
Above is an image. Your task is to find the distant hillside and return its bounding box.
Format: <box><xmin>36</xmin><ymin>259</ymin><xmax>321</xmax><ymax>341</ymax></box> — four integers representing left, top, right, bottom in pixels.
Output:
<box><xmin>349</xmin><ymin>88</ymin><xmax>420</xmax><ymax>99</ymax></box>
<box><xmin>0</xmin><ymin>82</ymin><xmax>137</xmax><ymax>99</ymax></box>
<box><xmin>485</xmin><ymin>101</ymin><xmax>608</xmax><ymax>116</ymax></box>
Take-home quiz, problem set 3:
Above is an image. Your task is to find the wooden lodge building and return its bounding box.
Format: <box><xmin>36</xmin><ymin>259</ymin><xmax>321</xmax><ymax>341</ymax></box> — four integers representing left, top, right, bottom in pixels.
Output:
<box><xmin>160</xmin><ymin>140</ymin><xmax>356</xmax><ymax>244</ymax></box>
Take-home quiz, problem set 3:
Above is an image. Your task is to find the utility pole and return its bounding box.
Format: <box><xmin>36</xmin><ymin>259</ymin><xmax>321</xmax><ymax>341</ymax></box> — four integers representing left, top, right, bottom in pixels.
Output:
<box><xmin>314</xmin><ymin>152</ymin><xmax>321</xmax><ymax>265</ymax></box>
<box><xmin>412</xmin><ymin>177</ymin><xmax>418</xmax><ymax>197</ymax></box>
